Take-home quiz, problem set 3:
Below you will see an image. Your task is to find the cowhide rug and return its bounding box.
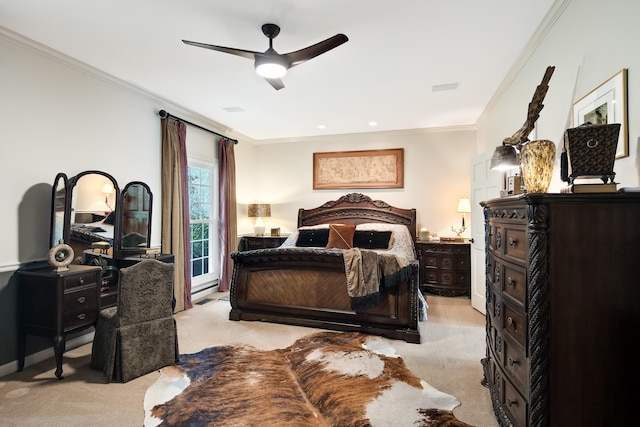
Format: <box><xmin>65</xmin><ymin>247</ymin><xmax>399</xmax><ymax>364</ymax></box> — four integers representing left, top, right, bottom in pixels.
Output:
<box><xmin>143</xmin><ymin>331</ymin><xmax>473</xmax><ymax>426</ymax></box>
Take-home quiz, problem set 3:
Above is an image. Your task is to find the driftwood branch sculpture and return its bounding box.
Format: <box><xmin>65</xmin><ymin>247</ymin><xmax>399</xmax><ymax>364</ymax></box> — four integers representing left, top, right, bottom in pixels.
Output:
<box><xmin>503</xmin><ymin>65</ymin><xmax>555</xmax><ymax>147</ymax></box>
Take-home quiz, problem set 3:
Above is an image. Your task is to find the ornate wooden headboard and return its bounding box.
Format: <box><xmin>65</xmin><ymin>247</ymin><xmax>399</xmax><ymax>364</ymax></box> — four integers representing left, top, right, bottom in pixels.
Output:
<box><xmin>297</xmin><ymin>193</ymin><xmax>417</xmax><ymax>241</ymax></box>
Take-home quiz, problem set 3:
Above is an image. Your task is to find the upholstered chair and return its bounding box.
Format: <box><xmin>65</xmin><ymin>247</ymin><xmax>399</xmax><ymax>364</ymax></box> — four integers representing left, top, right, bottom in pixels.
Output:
<box><xmin>90</xmin><ymin>259</ymin><xmax>179</xmax><ymax>382</ymax></box>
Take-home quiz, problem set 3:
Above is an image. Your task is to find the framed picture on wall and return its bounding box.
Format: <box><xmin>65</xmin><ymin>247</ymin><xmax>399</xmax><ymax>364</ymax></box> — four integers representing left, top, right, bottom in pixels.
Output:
<box><xmin>313</xmin><ymin>148</ymin><xmax>404</xmax><ymax>189</ymax></box>
<box><xmin>572</xmin><ymin>68</ymin><xmax>628</xmax><ymax>159</ymax></box>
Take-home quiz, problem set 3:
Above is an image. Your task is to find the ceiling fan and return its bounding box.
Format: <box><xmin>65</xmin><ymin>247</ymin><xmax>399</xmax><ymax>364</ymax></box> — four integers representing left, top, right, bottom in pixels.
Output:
<box><xmin>182</xmin><ymin>23</ymin><xmax>348</xmax><ymax>90</ymax></box>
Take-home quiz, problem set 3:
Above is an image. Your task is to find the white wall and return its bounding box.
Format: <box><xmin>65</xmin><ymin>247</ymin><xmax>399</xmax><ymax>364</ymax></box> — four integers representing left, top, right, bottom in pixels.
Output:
<box><xmin>235</xmin><ymin>128</ymin><xmax>477</xmax><ymax>239</ymax></box>
<box><xmin>0</xmin><ymin>30</ymin><xmax>237</xmax><ymax>269</ymax></box>
<box><xmin>477</xmin><ymin>0</ymin><xmax>639</xmax><ymax>190</ymax></box>
<box><xmin>0</xmin><ymin>29</ymin><xmax>250</xmax><ymax>370</ymax></box>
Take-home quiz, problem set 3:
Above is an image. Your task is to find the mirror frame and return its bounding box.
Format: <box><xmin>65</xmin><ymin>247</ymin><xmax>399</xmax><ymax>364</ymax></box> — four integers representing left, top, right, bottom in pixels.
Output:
<box><xmin>116</xmin><ymin>181</ymin><xmax>153</xmax><ymax>256</ymax></box>
<box><xmin>49</xmin><ymin>173</ymin><xmax>69</xmax><ymax>248</ymax></box>
<box><xmin>63</xmin><ymin>170</ymin><xmax>121</xmax><ymax>259</ymax></box>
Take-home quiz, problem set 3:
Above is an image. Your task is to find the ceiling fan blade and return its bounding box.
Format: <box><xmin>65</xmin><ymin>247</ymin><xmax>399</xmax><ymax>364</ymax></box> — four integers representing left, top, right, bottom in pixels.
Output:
<box><xmin>285</xmin><ymin>34</ymin><xmax>348</xmax><ymax>67</ymax></box>
<box><xmin>182</xmin><ymin>40</ymin><xmax>257</xmax><ymax>60</ymax></box>
<box><xmin>265</xmin><ymin>77</ymin><xmax>285</xmax><ymax>90</ymax></box>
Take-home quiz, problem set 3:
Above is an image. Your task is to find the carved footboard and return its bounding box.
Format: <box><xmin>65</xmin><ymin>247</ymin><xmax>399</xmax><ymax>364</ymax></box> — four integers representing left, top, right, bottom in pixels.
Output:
<box><xmin>229</xmin><ymin>248</ymin><xmax>421</xmax><ymax>343</ymax></box>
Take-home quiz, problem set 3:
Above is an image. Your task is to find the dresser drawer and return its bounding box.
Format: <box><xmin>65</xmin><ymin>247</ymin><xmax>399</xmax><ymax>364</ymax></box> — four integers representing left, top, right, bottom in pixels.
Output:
<box><xmin>63</xmin><ymin>271</ymin><xmax>98</xmax><ymax>290</ymax></box>
<box><xmin>439</xmin><ymin>271</ymin><xmax>454</xmax><ymax>284</ymax></box>
<box><xmin>425</xmin><ymin>270</ymin><xmax>438</xmax><ymax>283</ymax></box>
<box><xmin>424</xmin><ymin>255</ymin><xmax>438</xmax><ymax>267</ymax></box>
<box><xmin>239</xmin><ymin>236</ymin><xmax>288</xmax><ymax>251</ymax></box>
<box><xmin>440</xmin><ymin>255</ymin><xmax>455</xmax><ymax>269</ymax></box>
<box><xmin>503</xmin><ymin>227</ymin><xmax>527</xmax><ymax>264</ymax></box>
<box><xmin>63</xmin><ymin>287</ymin><xmax>98</xmax><ymax>329</ymax></box>
<box><xmin>501</xmin><ymin>261</ymin><xmax>526</xmax><ymax>307</ymax></box>
<box><xmin>503</xmin><ymin>338</ymin><xmax>529</xmax><ymax>390</ymax></box>
<box><xmin>503</xmin><ymin>374</ymin><xmax>528</xmax><ymax>427</ymax></box>
<box><xmin>502</xmin><ymin>304</ymin><xmax>526</xmax><ymax>349</ymax></box>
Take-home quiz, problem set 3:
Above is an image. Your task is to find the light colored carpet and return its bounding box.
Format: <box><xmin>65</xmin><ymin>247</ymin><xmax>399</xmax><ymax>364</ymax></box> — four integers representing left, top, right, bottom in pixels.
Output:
<box><xmin>0</xmin><ymin>294</ymin><xmax>499</xmax><ymax>427</ymax></box>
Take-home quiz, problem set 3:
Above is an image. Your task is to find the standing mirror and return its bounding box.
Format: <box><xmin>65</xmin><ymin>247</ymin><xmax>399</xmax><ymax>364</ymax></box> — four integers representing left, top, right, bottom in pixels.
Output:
<box><xmin>117</xmin><ymin>181</ymin><xmax>152</xmax><ymax>255</ymax></box>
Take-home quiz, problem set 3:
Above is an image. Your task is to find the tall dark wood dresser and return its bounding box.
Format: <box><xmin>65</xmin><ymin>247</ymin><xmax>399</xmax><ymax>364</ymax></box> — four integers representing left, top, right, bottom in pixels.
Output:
<box><xmin>481</xmin><ymin>193</ymin><xmax>640</xmax><ymax>426</ymax></box>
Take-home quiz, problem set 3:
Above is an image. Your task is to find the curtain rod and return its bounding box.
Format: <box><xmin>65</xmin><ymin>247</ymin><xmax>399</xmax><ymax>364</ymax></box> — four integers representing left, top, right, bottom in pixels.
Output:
<box><xmin>158</xmin><ymin>110</ymin><xmax>238</xmax><ymax>144</ymax></box>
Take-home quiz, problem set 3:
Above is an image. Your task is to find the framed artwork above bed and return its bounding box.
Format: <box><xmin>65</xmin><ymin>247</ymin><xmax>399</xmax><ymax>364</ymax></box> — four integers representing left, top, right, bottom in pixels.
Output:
<box><xmin>313</xmin><ymin>148</ymin><xmax>404</xmax><ymax>189</ymax></box>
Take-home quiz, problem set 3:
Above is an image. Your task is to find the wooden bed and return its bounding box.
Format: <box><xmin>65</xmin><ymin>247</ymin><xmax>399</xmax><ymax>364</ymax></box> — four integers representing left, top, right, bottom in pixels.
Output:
<box><xmin>229</xmin><ymin>193</ymin><xmax>421</xmax><ymax>343</ymax></box>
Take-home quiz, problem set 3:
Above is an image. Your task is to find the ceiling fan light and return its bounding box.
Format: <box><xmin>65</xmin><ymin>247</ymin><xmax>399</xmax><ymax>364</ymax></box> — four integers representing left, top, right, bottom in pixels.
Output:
<box><xmin>255</xmin><ymin>62</ymin><xmax>287</xmax><ymax>79</ymax></box>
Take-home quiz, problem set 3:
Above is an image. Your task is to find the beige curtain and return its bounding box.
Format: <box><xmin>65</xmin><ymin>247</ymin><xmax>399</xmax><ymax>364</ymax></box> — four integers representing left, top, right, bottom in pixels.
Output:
<box><xmin>218</xmin><ymin>138</ymin><xmax>237</xmax><ymax>292</ymax></box>
<box><xmin>160</xmin><ymin>117</ymin><xmax>192</xmax><ymax>311</ymax></box>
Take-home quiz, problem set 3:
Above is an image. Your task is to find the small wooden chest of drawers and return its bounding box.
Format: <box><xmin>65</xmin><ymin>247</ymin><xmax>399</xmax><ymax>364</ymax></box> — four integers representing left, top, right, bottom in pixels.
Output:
<box><xmin>415</xmin><ymin>240</ymin><xmax>470</xmax><ymax>297</ymax></box>
<box><xmin>17</xmin><ymin>264</ymin><xmax>101</xmax><ymax>379</ymax></box>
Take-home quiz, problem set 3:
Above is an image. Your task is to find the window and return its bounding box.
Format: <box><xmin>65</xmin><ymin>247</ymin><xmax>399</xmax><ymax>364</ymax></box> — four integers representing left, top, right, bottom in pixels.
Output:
<box><xmin>188</xmin><ymin>160</ymin><xmax>219</xmax><ymax>293</ymax></box>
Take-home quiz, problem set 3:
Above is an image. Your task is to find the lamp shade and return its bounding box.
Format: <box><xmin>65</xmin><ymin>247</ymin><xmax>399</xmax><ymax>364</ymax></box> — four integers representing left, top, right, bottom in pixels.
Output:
<box><xmin>490</xmin><ymin>145</ymin><xmax>520</xmax><ymax>170</ymax></box>
<box><xmin>248</xmin><ymin>203</ymin><xmax>271</xmax><ymax>218</ymax></box>
<box><xmin>456</xmin><ymin>197</ymin><xmax>471</xmax><ymax>213</ymax></box>
<box><xmin>102</xmin><ymin>183</ymin><xmax>114</xmax><ymax>194</ymax></box>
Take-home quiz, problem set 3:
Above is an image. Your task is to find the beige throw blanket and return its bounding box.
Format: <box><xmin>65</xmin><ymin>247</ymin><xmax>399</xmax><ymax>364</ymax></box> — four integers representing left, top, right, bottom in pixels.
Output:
<box><xmin>343</xmin><ymin>248</ymin><xmax>413</xmax><ymax>309</ymax></box>
<box><xmin>343</xmin><ymin>248</ymin><xmax>380</xmax><ymax>309</ymax></box>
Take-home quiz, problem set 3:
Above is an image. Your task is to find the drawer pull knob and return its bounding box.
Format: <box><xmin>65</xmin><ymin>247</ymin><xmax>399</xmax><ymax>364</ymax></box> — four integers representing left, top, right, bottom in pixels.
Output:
<box><xmin>507</xmin><ymin>398</ymin><xmax>517</xmax><ymax>407</ymax></box>
<box><xmin>77</xmin><ymin>313</ymin><xmax>86</xmax><ymax>320</ymax></box>
<box><xmin>77</xmin><ymin>296</ymin><xmax>86</xmax><ymax>304</ymax></box>
<box><xmin>508</xmin><ymin>237</ymin><xmax>517</xmax><ymax>246</ymax></box>
<box><xmin>509</xmin><ymin>357</ymin><xmax>519</xmax><ymax>366</ymax></box>
<box><xmin>507</xmin><ymin>316</ymin><xmax>514</xmax><ymax>327</ymax></box>
<box><xmin>507</xmin><ymin>277</ymin><xmax>515</xmax><ymax>287</ymax></box>
<box><xmin>79</xmin><ymin>278</ymin><xmax>84</xmax><ymax>285</ymax></box>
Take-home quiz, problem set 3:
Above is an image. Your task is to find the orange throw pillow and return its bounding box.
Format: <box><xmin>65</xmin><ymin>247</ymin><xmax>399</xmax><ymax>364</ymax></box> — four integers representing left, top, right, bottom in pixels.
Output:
<box><xmin>326</xmin><ymin>224</ymin><xmax>356</xmax><ymax>249</ymax></box>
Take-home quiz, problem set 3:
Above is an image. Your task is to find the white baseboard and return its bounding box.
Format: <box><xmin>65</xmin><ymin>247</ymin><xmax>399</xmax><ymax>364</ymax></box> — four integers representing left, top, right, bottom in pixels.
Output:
<box><xmin>0</xmin><ymin>332</ymin><xmax>95</xmax><ymax>378</ymax></box>
<box><xmin>191</xmin><ymin>284</ymin><xmax>218</xmax><ymax>303</ymax></box>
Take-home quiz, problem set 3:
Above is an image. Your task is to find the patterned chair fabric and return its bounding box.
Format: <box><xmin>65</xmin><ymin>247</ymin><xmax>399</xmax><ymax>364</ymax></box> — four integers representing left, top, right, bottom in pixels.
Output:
<box><xmin>90</xmin><ymin>259</ymin><xmax>178</xmax><ymax>382</ymax></box>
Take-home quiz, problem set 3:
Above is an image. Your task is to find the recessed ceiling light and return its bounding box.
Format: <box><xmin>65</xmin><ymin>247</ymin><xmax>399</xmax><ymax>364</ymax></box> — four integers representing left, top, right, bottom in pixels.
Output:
<box><xmin>368</xmin><ymin>121</ymin><xmax>378</xmax><ymax>127</ymax></box>
<box><xmin>318</xmin><ymin>124</ymin><xmax>327</xmax><ymax>129</ymax></box>
<box><xmin>223</xmin><ymin>106</ymin><xmax>245</xmax><ymax>113</ymax></box>
<box><xmin>432</xmin><ymin>83</ymin><xmax>459</xmax><ymax>92</ymax></box>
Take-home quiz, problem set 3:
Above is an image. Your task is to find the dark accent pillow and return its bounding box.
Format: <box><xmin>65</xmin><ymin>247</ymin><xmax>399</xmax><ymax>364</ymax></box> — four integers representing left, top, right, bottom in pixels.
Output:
<box><xmin>295</xmin><ymin>229</ymin><xmax>330</xmax><ymax>247</ymax></box>
<box><xmin>103</xmin><ymin>211</ymin><xmax>116</xmax><ymax>225</ymax></box>
<box><xmin>326</xmin><ymin>224</ymin><xmax>356</xmax><ymax>249</ymax></box>
<box><xmin>353</xmin><ymin>230</ymin><xmax>393</xmax><ymax>249</ymax></box>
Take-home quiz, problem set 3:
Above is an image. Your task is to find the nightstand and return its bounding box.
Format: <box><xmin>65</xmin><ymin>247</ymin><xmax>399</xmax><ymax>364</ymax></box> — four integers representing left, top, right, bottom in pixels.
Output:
<box><xmin>238</xmin><ymin>234</ymin><xmax>288</xmax><ymax>251</ymax></box>
<box><xmin>415</xmin><ymin>240</ymin><xmax>470</xmax><ymax>297</ymax></box>
<box><xmin>16</xmin><ymin>264</ymin><xmax>102</xmax><ymax>379</ymax></box>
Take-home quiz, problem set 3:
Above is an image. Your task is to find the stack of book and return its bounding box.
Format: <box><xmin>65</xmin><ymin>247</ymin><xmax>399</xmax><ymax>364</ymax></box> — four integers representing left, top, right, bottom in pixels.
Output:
<box><xmin>560</xmin><ymin>182</ymin><xmax>618</xmax><ymax>193</ymax></box>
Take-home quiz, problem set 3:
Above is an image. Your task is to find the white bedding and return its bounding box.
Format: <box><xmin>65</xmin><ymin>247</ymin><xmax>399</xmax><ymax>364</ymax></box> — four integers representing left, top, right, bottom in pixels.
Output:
<box><xmin>280</xmin><ymin>223</ymin><xmax>416</xmax><ymax>262</ymax></box>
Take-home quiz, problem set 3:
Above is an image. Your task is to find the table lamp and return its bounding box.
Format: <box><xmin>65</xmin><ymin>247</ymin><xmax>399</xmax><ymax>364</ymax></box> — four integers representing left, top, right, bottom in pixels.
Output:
<box><xmin>102</xmin><ymin>183</ymin><xmax>114</xmax><ymax>211</ymax></box>
<box><xmin>451</xmin><ymin>197</ymin><xmax>471</xmax><ymax>240</ymax></box>
<box><xmin>248</xmin><ymin>203</ymin><xmax>271</xmax><ymax>236</ymax></box>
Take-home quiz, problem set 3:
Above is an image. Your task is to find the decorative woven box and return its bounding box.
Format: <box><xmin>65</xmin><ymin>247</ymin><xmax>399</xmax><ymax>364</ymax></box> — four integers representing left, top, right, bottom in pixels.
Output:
<box><xmin>564</xmin><ymin>123</ymin><xmax>620</xmax><ymax>184</ymax></box>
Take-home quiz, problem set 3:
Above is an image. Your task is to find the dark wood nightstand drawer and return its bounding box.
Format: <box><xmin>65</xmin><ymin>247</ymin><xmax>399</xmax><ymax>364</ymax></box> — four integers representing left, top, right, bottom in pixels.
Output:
<box><xmin>238</xmin><ymin>235</ymin><xmax>288</xmax><ymax>251</ymax></box>
<box><xmin>63</xmin><ymin>287</ymin><xmax>98</xmax><ymax>330</ymax></box>
<box><xmin>64</xmin><ymin>271</ymin><xmax>98</xmax><ymax>290</ymax></box>
<box><xmin>64</xmin><ymin>276</ymin><xmax>100</xmax><ymax>330</ymax></box>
